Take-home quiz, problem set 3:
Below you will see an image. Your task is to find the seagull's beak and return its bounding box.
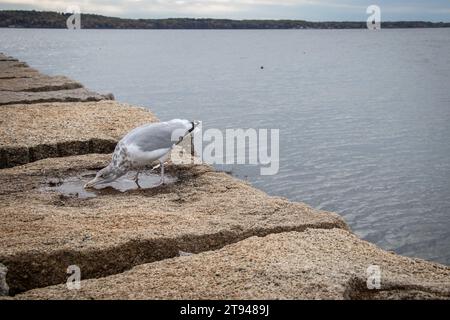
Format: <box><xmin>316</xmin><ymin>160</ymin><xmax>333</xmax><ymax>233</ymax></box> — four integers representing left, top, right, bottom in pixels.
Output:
<box><xmin>84</xmin><ymin>177</ymin><xmax>101</xmax><ymax>189</ymax></box>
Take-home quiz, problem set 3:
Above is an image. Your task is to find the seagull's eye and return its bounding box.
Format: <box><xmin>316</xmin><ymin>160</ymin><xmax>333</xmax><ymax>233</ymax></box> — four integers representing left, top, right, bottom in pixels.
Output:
<box><xmin>97</xmin><ymin>172</ymin><xmax>106</xmax><ymax>179</ymax></box>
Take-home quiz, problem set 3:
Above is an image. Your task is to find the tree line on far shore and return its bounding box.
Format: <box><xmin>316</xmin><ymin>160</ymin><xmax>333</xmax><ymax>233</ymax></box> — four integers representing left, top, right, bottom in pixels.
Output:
<box><xmin>1</xmin><ymin>10</ymin><xmax>449</xmax><ymax>29</ymax></box>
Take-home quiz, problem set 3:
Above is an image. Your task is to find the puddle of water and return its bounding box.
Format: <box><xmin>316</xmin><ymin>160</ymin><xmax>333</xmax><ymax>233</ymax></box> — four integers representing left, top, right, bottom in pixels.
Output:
<box><xmin>42</xmin><ymin>171</ymin><xmax>178</xmax><ymax>199</ymax></box>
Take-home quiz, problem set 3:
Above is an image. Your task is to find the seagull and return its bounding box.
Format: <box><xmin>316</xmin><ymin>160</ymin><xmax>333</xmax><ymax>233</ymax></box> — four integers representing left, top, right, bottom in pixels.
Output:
<box><xmin>84</xmin><ymin>119</ymin><xmax>198</xmax><ymax>189</ymax></box>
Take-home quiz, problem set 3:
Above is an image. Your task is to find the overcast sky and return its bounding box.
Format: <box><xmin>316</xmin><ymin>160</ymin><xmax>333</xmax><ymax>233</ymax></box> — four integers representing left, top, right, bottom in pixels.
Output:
<box><xmin>0</xmin><ymin>0</ymin><xmax>449</xmax><ymax>21</ymax></box>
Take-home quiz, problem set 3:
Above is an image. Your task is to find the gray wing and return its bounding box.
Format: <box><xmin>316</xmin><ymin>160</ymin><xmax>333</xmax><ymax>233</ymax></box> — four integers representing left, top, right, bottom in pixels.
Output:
<box><xmin>121</xmin><ymin>121</ymin><xmax>190</xmax><ymax>152</ymax></box>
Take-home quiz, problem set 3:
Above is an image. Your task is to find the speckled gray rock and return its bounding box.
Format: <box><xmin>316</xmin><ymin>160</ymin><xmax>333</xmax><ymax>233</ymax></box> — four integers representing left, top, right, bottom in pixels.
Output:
<box><xmin>13</xmin><ymin>230</ymin><xmax>450</xmax><ymax>300</ymax></box>
<box><xmin>0</xmin><ymin>154</ymin><xmax>347</xmax><ymax>294</ymax></box>
<box><xmin>0</xmin><ymin>66</ymin><xmax>40</xmax><ymax>79</ymax></box>
<box><xmin>0</xmin><ymin>75</ymin><xmax>82</xmax><ymax>92</ymax></box>
<box><xmin>0</xmin><ymin>264</ymin><xmax>9</xmax><ymax>296</ymax></box>
<box><xmin>3</xmin><ymin>53</ymin><xmax>449</xmax><ymax>301</ymax></box>
<box><xmin>0</xmin><ymin>58</ymin><xmax>38</xmax><ymax>79</ymax></box>
<box><xmin>0</xmin><ymin>88</ymin><xmax>114</xmax><ymax>106</ymax></box>
<box><xmin>0</xmin><ymin>58</ymin><xmax>110</xmax><ymax>103</ymax></box>
<box><xmin>0</xmin><ymin>53</ymin><xmax>18</xmax><ymax>61</ymax></box>
<box><xmin>0</xmin><ymin>55</ymin><xmax>38</xmax><ymax>78</ymax></box>
<box><xmin>0</xmin><ymin>101</ymin><xmax>157</xmax><ymax>168</ymax></box>
<box><xmin>0</xmin><ymin>60</ymin><xmax>27</xmax><ymax>70</ymax></box>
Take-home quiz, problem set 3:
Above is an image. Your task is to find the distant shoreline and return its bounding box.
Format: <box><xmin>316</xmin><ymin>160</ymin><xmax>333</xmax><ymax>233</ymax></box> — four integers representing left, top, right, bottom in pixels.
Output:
<box><xmin>1</xmin><ymin>10</ymin><xmax>450</xmax><ymax>30</ymax></box>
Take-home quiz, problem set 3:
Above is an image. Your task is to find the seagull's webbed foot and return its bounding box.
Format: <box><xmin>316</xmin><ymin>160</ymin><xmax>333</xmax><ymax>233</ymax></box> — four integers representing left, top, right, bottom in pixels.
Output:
<box><xmin>153</xmin><ymin>180</ymin><xmax>164</xmax><ymax>188</ymax></box>
<box><xmin>153</xmin><ymin>176</ymin><xmax>165</xmax><ymax>188</ymax></box>
<box><xmin>153</xmin><ymin>161</ymin><xmax>165</xmax><ymax>188</ymax></box>
<box><xmin>135</xmin><ymin>180</ymin><xmax>142</xmax><ymax>189</ymax></box>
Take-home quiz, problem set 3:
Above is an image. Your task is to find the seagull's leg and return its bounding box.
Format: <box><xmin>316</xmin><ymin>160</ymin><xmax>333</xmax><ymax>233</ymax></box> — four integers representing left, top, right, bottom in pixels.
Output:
<box><xmin>133</xmin><ymin>170</ymin><xmax>142</xmax><ymax>189</ymax></box>
<box><xmin>152</xmin><ymin>161</ymin><xmax>166</xmax><ymax>188</ymax></box>
<box><xmin>154</xmin><ymin>152</ymin><xmax>170</xmax><ymax>187</ymax></box>
<box><xmin>159</xmin><ymin>161</ymin><xmax>165</xmax><ymax>185</ymax></box>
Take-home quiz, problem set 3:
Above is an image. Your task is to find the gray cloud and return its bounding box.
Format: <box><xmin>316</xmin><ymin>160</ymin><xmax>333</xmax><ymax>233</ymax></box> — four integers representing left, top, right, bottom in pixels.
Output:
<box><xmin>0</xmin><ymin>0</ymin><xmax>449</xmax><ymax>21</ymax></box>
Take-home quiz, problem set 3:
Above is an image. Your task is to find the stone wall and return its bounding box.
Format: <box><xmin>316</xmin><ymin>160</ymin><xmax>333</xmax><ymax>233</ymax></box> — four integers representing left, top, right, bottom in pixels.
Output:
<box><xmin>1</xmin><ymin>53</ymin><xmax>449</xmax><ymax>300</ymax></box>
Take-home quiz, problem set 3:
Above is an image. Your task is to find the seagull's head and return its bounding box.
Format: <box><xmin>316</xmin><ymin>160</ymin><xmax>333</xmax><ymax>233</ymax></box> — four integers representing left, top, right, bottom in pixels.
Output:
<box><xmin>190</xmin><ymin>120</ymin><xmax>201</xmax><ymax>132</ymax></box>
<box><xmin>84</xmin><ymin>165</ymin><xmax>121</xmax><ymax>189</ymax></box>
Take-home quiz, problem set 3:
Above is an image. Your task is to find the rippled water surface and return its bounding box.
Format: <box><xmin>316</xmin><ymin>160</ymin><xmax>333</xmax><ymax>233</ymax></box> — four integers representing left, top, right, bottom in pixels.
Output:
<box><xmin>1</xmin><ymin>28</ymin><xmax>449</xmax><ymax>264</ymax></box>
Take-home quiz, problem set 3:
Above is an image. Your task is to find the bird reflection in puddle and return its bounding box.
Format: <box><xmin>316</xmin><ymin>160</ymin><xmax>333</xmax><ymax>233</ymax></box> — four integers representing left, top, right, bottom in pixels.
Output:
<box><xmin>43</xmin><ymin>171</ymin><xmax>178</xmax><ymax>199</ymax></box>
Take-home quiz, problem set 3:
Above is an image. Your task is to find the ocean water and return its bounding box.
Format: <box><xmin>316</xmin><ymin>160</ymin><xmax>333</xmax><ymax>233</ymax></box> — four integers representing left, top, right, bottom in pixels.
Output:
<box><xmin>1</xmin><ymin>28</ymin><xmax>450</xmax><ymax>265</ymax></box>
